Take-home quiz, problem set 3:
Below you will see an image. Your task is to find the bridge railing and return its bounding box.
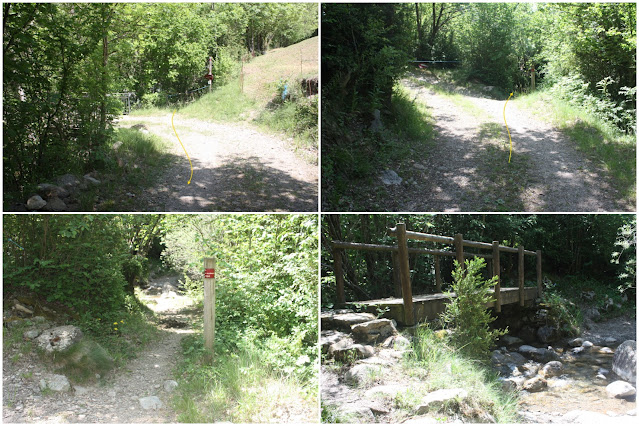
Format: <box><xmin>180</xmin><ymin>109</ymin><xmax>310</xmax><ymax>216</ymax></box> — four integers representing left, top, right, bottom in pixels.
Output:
<box><xmin>332</xmin><ymin>222</ymin><xmax>542</xmax><ymax>325</ymax></box>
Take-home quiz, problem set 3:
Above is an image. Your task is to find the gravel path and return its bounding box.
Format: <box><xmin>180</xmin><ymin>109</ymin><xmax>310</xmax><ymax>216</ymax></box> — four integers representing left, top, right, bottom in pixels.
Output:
<box><xmin>394</xmin><ymin>75</ymin><xmax>627</xmax><ymax>212</ymax></box>
<box><xmin>2</xmin><ymin>277</ymin><xmax>194</xmax><ymax>424</ymax></box>
<box><xmin>119</xmin><ymin>114</ymin><xmax>318</xmax><ymax>212</ymax></box>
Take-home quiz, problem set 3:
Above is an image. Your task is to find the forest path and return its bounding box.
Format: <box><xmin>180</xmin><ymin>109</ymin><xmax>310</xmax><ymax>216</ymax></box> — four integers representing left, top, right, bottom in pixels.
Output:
<box><xmin>2</xmin><ymin>275</ymin><xmax>195</xmax><ymax>424</ymax></box>
<box><xmin>396</xmin><ymin>73</ymin><xmax>626</xmax><ymax>212</ymax></box>
<box><xmin>117</xmin><ymin>114</ymin><xmax>318</xmax><ymax>212</ymax></box>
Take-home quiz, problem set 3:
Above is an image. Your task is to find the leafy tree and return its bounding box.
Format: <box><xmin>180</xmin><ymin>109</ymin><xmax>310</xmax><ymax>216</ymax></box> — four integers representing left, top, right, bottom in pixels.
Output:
<box><xmin>440</xmin><ymin>259</ymin><xmax>506</xmax><ymax>360</ymax></box>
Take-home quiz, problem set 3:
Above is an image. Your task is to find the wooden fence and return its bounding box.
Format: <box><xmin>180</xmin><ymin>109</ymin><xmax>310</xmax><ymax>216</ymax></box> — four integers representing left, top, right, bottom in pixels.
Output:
<box><xmin>332</xmin><ymin>223</ymin><xmax>542</xmax><ymax>325</ymax></box>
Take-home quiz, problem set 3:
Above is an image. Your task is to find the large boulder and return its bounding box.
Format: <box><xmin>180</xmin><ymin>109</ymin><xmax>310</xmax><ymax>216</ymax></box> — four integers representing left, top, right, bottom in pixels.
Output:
<box><xmin>320</xmin><ymin>330</ymin><xmax>351</xmax><ymax>355</ymax></box>
<box><xmin>36</xmin><ymin>325</ymin><xmax>84</xmax><ymax>352</ymax></box>
<box><xmin>351</xmin><ymin>319</ymin><xmax>398</xmax><ymax>344</ymax></box>
<box><xmin>518</xmin><ymin>345</ymin><xmax>560</xmax><ymax>363</ymax></box>
<box><xmin>537</xmin><ymin>326</ymin><xmax>559</xmax><ymax>343</ymax></box>
<box><xmin>523</xmin><ymin>377</ymin><xmax>547</xmax><ymax>392</ymax></box>
<box><xmin>321</xmin><ymin>311</ymin><xmax>376</xmax><ymax>332</ymax></box>
<box><xmin>42</xmin><ymin>196</ymin><xmax>67</xmax><ymax>212</ymax></box>
<box><xmin>139</xmin><ymin>396</ymin><xmax>163</xmax><ymax>410</ymax></box>
<box><xmin>56</xmin><ymin>174</ymin><xmax>81</xmax><ymax>193</ymax></box>
<box><xmin>330</xmin><ymin>343</ymin><xmax>375</xmax><ymax>362</ymax></box>
<box><xmin>26</xmin><ymin>195</ymin><xmax>47</xmax><ymax>210</ymax></box>
<box><xmin>539</xmin><ymin>361</ymin><xmax>564</xmax><ymax>378</ymax></box>
<box><xmin>606</xmin><ymin>381</ymin><xmax>636</xmax><ymax>399</ymax></box>
<box><xmin>39</xmin><ymin>374</ymin><xmax>71</xmax><ymax>392</ymax></box>
<box><xmin>613</xmin><ymin>340</ymin><xmax>636</xmax><ymax>384</ymax></box>
<box><xmin>416</xmin><ymin>388</ymin><xmax>468</xmax><ymax>414</ymax></box>
<box><xmin>37</xmin><ymin>183</ymin><xmax>70</xmax><ymax>199</ymax></box>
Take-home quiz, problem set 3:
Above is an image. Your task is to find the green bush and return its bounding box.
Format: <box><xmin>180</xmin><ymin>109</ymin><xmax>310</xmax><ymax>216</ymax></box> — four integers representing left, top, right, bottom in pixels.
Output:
<box><xmin>440</xmin><ymin>258</ymin><xmax>507</xmax><ymax>360</ymax></box>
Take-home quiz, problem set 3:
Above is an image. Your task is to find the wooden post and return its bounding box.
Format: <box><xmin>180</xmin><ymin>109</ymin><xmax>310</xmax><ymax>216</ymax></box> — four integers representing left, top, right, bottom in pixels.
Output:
<box><xmin>434</xmin><ymin>255</ymin><xmax>442</xmax><ymax>293</ymax></box>
<box><xmin>492</xmin><ymin>241</ymin><xmax>501</xmax><ymax>312</ymax></box>
<box><xmin>531</xmin><ymin>67</ymin><xmax>535</xmax><ymax>91</ymax></box>
<box><xmin>333</xmin><ymin>247</ymin><xmax>345</xmax><ymax>305</ymax></box>
<box><xmin>391</xmin><ymin>251</ymin><xmax>402</xmax><ymax>298</ymax></box>
<box><xmin>454</xmin><ymin>234</ymin><xmax>464</xmax><ymax>269</ymax></box>
<box><xmin>536</xmin><ymin>250</ymin><xmax>542</xmax><ymax>296</ymax></box>
<box><xmin>396</xmin><ymin>223</ymin><xmax>415</xmax><ymax>326</ymax></box>
<box><xmin>518</xmin><ymin>246</ymin><xmax>525</xmax><ymax>306</ymax></box>
<box><xmin>240</xmin><ymin>58</ymin><xmax>244</xmax><ymax>93</ymax></box>
<box><xmin>203</xmin><ymin>257</ymin><xmax>216</xmax><ymax>357</ymax></box>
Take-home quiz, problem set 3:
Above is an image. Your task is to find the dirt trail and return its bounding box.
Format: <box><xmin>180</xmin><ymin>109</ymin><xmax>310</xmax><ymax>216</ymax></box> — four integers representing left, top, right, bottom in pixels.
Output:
<box><xmin>396</xmin><ymin>75</ymin><xmax>627</xmax><ymax>212</ymax></box>
<box><xmin>2</xmin><ymin>276</ymin><xmax>195</xmax><ymax>424</ymax></box>
<box><xmin>118</xmin><ymin>114</ymin><xmax>317</xmax><ymax>212</ymax></box>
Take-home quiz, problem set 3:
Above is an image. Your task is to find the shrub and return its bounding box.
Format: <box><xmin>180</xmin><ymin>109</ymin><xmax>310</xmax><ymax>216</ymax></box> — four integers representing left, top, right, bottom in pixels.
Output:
<box><xmin>440</xmin><ymin>258</ymin><xmax>507</xmax><ymax>360</ymax></box>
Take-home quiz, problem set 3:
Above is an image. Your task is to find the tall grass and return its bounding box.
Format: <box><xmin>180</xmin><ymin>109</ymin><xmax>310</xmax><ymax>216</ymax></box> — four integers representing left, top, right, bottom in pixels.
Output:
<box><xmin>173</xmin><ymin>334</ymin><xmax>317</xmax><ymax>423</ymax></box>
<box><xmin>180</xmin><ymin>84</ymin><xmax>257</xmax><ymax>122</ymax></box>
<box><xmin>515</xmin><ymin>90</ymin><xmax>636</xmax><ymax>203</ymax></box>
<box><xmin>402</xmin><ymin>326</ymin><xmax>520</xmax><ymax>423</ymax></box>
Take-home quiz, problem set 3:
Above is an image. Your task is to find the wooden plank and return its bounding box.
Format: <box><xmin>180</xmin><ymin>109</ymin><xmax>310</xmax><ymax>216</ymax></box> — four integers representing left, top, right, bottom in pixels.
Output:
<box><xmin>203</xmin><ymin>257</ymin><xmax>216</xmax><ymax>357</ymax></box>
<box><xmin>332</xmin><ymin>240</ymin><xmax>395</xmax><ymax>252</ymax></box>
<box><xmin>396</xmin><ymin>223</ymin><xmax>415</xmax><ymax>326</ymax></box>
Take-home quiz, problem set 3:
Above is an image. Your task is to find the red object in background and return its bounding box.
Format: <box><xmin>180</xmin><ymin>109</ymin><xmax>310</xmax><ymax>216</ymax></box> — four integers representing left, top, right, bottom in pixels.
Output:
<box><xmin>205</xmin><ymin>268</ymin><xmax>215</xmax><ymax>278</ymax></box>
<box><xmin>204</xmin><ymin>74</ymin><xmax>214</xmax><ymax>81</ymax></box>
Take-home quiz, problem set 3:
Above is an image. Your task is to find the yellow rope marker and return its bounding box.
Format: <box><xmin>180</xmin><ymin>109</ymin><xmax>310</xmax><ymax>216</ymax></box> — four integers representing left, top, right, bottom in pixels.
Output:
<box><xmin>503</xmin><ymin>92</ymin><xmax>514</xmax><ymax>163</ymax></box>
<box><xmin>171</xmin><ymin>110</ymin><xmax>193</xmax><ymax>184</ymax></box>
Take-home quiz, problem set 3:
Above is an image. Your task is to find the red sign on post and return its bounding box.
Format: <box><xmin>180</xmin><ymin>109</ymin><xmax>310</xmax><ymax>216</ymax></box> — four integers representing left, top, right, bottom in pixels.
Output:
<box><xmin>205</xmin><ymin>268</ymin><xmax>215</xmax><ymax>279</ymax></box>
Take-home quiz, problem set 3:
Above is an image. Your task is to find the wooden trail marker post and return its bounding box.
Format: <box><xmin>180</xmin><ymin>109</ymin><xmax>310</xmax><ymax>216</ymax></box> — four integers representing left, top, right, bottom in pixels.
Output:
<box><xmin>203</xmin><ymin>257</ymin><xmax>216</xmax><ymax>360</ymax></box>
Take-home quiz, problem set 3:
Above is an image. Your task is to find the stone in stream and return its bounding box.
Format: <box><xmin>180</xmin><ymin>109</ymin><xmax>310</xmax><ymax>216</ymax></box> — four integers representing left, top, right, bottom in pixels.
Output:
<box><xmin>500</xmin><ymin>334</ymin><xmax>524</xmax><ymax>348</ymax></box>
<box><xmin>523</xmin><ymin>376</ymin><xmax>547</xmax><ymax>392</ymax></box>
<box><xmin>139</xmin><ymin>396</ymin><xmax>163</xmax><ymax>410</ymax></box>
<box><xmin>518</xmin><ymin>345</ymin><xmax>560</xmax><ymax>363</ymax></box>
<box><xmin>415</xmin><ymin>388</ymin><xmax>468</xmax><ymax>414</ymax></box>
<box><xmin>539</xmin><ymin>361</ymin><xmax>564</xmax><ymax>378</ymax></box>
<box><xmin>568</xmin><ymin>337</ymin><xmax>584</xmax><ymax>347</ymax></box>
<box><xmin>606</xmin><ymin>381</ymin><xmax>636</xmax><ymax>399</ymax></box>
<box><xmin>612</xmin><ymin>340</ymin><xmax>636</xmax><ymax>384</ymax></box>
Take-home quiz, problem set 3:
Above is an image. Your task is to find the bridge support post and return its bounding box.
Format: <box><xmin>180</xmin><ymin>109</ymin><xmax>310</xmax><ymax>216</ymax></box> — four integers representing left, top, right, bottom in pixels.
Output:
<box><xmin>396</xmin><ymin>223</ymin><xmax>415</xmax><ymax>326</ymax></box>
<box><xmin>333</xmin><ymin>247</ymin><xmax>346</xmax><ymax>305</ymax></box>
<box><xmin>492</xmin><ymin>241</ymin><xmax>501</xmax><ymax>312</ymax></box>
<box><xmin>434</xmin><ymin>255</ymin><xmax>442</xmax><ymax>292</ymax></box>
<box><xmin>518</xmin><ymin>246</ymin><xmax>525</xmax><ymax>306</ymax></box>
<box><xmin>536</xmin><ymin>250</ymin><xmax>542</xmax><ymax>296</ymax></box>
<box><xmin>454</xmin><ymin>234</ymin><xmax>464</xmax><ymax>269</ymax></box>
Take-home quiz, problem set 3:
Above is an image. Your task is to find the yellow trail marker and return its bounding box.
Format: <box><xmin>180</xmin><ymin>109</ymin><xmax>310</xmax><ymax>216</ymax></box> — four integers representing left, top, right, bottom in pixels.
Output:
<box><xmin>171</xmin><ymin>110</ymin><xmax>193</xmax><ymax>184</ymax></box>
<box><xmin>503</xmin><ymin>92</ymin><xmax>514</xmax><ymax>163</ymax></box>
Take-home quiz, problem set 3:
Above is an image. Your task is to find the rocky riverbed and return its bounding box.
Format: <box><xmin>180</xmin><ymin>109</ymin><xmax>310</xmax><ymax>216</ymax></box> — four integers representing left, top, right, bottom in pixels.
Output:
<box><xmin>321</xmin><ymin>309</ymin><xmax>637</xmax><ymax>423</ymax></box>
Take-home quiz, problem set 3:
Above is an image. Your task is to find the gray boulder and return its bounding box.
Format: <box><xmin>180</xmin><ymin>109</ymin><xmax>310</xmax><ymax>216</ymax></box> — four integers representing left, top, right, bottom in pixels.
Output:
<box><xmin>39</xmin><ymin>374</ymin><xmax>70</xmax><ymax>392</ymax></box>
<box><xmin>330</xmin><ymin>343</ymin><xmax>375</xmax><ymax>362</ymax></box>
<box><xmin>606</xmin><ymin>380</ymin><xmax>636</xmax><ymax>399</ymax></box>
<box><xmin>139</xmin><ymin>396</ymin><xmax>163</xmax><ymax>410</ymax></box>
<box><xmin>320</xmin><ymin>330</ymin><xmax>351</xmax><ymax>354</ymax></box>
<box><xmin>36</xmin><ymin>325</ymin><xmax>83</xmax><ymax>352</ymax></box>
<box><xmin>26</xmin><ymin>195</ymin><xmax>47</xmax><ymax>210</ymax></box>
<box><xmin>321</xmin><ymin>311</ymin><xmax>376</xmax><ymax>331</ymax></box>
<box><xmin>568</xmin><ymin>337</ymin><xmax>584</xmax><ymax>347</ymax></box>
<box><xmin>416</xmin><ymin>388</ymin><xmax>468</xmax><ymax>414</ymax></box>
<box><xmin>37</xmin><ymin>183</ymin><xmax>70</xmax><ymax>199</ymax></box>
<box><xmin>540</xmin><ymin>361</ymin><xmax>564</xmax><ymax>378</ymax></box>
<box><xmin>351</xmin><ymin>319</ymin><xmax>398</xmax><ymax>344</ymax></box>
<box><xmin>537</xmin><ymin>326</ymin><xmax>558</xmax><ymax>343</ymax></box>
<box><xmin>613</xmin><ymin>340</ymin><xmax>636</xmax><ymax>384</ymax></box>
<box><xmin>518</xmin><ymin>345</ymin><xmax>560</xmax><ymax>363</ymax></box>
<box><xmin>500</xmin><ymin>335</ymin><xmax>524</xmax><ymax>348</ymax></box>
<box><xmin>56</xmin><ymin>174</ymin><xmax>81</xmax><ymax>192</ymax></box>
<box><xmin>83</xmin><ymin>174</ymin><xmax>101</xmax><ymax>186</ymax></box>
<box><xmin>23</xmin><ymin>329</ymin><xmax>41</xmax><ymax>340</ymax></box>
<box><xmin>379</xmin><ymin>169</ymin><xmax>402</xmax><ymax>185</ymax></box>
<box><xmin>523</xmin><ymin>377</ymin><xmax>547</xmax><ymax>392</ymax></box>
<box><xmin>42</xmin><ymin>196</ymin><xmax>67</xmax><ymax>212</ymax></box>
<box><xmin>345</xmin><ymin>364</ymin><xmax>382</xmax><ymax>385</ymax></box>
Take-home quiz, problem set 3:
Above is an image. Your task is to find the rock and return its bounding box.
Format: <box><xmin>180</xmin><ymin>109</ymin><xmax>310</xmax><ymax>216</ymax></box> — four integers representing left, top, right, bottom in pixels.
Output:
<box><xmin>584</xmin><ymin>307</ymin><xmax>601</xmax><ymax>322</ymax></box>
<box><xmin>164</xmin><ymin>380</ymin><xmax>178</xmax><ymax>393</ymax></box>
<box><xmin>402</xmin><ymin>416</ymin><xmax>439</xmax><ymax>424</ymax></box>
<box><xmin>40</xmin><ymin>374</ymin><xmax>71</xmax><ymax>392</ymax></box>
<box><xmin>83</xmin><ymin>174</ymin><xmax>101</xmax><ymax>186</ymax></box>
<box><xmin>26</xmin><ymin>195</ymin><xmax>47</xmax><ymax>210</ymax></box>
<box><xmin>605</xmin><ymin>337</ymin><xmax>618</xmax><ymax>346</ymax></box>
<box><xmin>379</xmin><ymin>169</ymin><xmax>402</xmax><ymax>185</ymax></box>
<box><xmin>540</xmin><ymin>361</ymin><xmax>564</xmax><ymax>378</ymax></box>
<box><xmin>35</xmin><ymin>325</ymin><xmax>84</xmax><ymax>352</ymax></box>
<box><xmin>500</xmin><ymin>335</ymin><xmax>524</xmax><ymax>348</ymax></box>
<box><xmin>381</xmin><ymin>334</ymin><xmax>411</xmax><ymax>350</ymax></box>
<box><xmin>341</xmin><ymin>404</ymin><xmax>375</xmax><ymax>423</ymax></box>
<box><xmin>613</xmin><ymin>341</ymin><xmax>636</xmax><ymax>383</ymax></box>
<box><xmin>43</xmin><ymin>196</ymin><xmax>67</xmax><ymax>212</ymax></box>
<box><xmin>599</xmin><ymin>347</ymin><xmax>614</xmax><ymax>354</ymax></box>
<box><xmin>582</xmin><ymin>340</ymin><xmax>593</xmax><ymax>348</ymax></box>
<box><xmin>563</xmin><ymin>410</ymin><xmax>610</xmax><ymax>423</ymax></box>
<box><xmin>606</xmin><ymin>381</ymin><xmax>636</xmax><ymax>399</ymax></box>
<box><xmin>56</xmin><ymin>174</ymin><xmax>81</xmax><ymax>192</ymax></box>
<box><xmin>520</xmin><ymin>361</ymin><xmax>541</xmax><ymax>378</ymax></box>
<box><xmin>537</xmin><ymin>326</ymin><xmax>558</xmax><ymax>343</ymax></box>
<box><xmin>37</xmin><ymin>183</ymin><xmax>70</xmax><ymax>199</ymax></box>
<box><xmin>14</xmin><ymin>302</ymin><xmax>34</xmax><ymax>315</ymax></box>
<box><xmin>139</xmin><ymin>396</ymin><xmax>163</xmax><ymax>410</ymax></box>
<box><xmin>74</xmin><ymin>385</ymin><xmax>90</xmax><ymax>396</ymax></box>
<box><xmin>568</xmin><ymin>337</ymin><xmax>584</xmax><ymax>347</ymax></box>
<box><xmin>321</xmin><ymin>330</ymin><xmax>351</xmax><ymax>354</ymax></box>
<box><xmin>351</xmin><ymin>319</ymin><xmax>398</xmax><ymax>344</ymax></box>
<box><xmin>112</xmin><ymin>141</ymin><xmax>123</xmax><ymax>151</ymax></box>
<box><xmin>523</xmin><ymin>377</ymin><xmax>547</xmax><ymax>392</ymax></box>
<box><xmin>364</xmin><ymin>384</ymin><xmax>409</xmax><ymax>399</ymax></box>
<box><xmin>23</xmin><ymin>329</ymin><xmax>41</xmax><ymax>339</ymax></box>
<box><xmin>500</xmin><ymin>376</ymin><xmax>526</xmax><ymax>392</ymax></box>
<box><xmin>345</xmin><ymin>364</ymin><xmax>382</xmax><ymax>385</ymax></box>
<box><xmin>416</xmin><ymin>388</ymin><xmax>468</xmax><ymax>414</ymax></box>
<box><xmin>321</xmin><ymin>311</ymin><xmax>376</xmax><ymax>331</ymax></box>
<box><xmin>518</xmin><ymin>345</ymin><xmax>560</xmax><ymax>363</ymax></box>
<box><xmin>331</xmin><ymin>344</ymin><xmax>375</xmax><ymax>362</ymax></box>
<box><xmin>369</xmin><ymin>109</ymin><xmax>384</xmax><ymax>132</ymax></box>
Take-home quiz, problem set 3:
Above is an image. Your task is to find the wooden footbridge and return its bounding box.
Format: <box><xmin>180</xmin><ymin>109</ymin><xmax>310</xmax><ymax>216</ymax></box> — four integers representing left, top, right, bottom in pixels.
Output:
<box><xmin>331</xmin><ymin>223</ymin><xmax>542</xmax><ymax>326</ymax></box>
